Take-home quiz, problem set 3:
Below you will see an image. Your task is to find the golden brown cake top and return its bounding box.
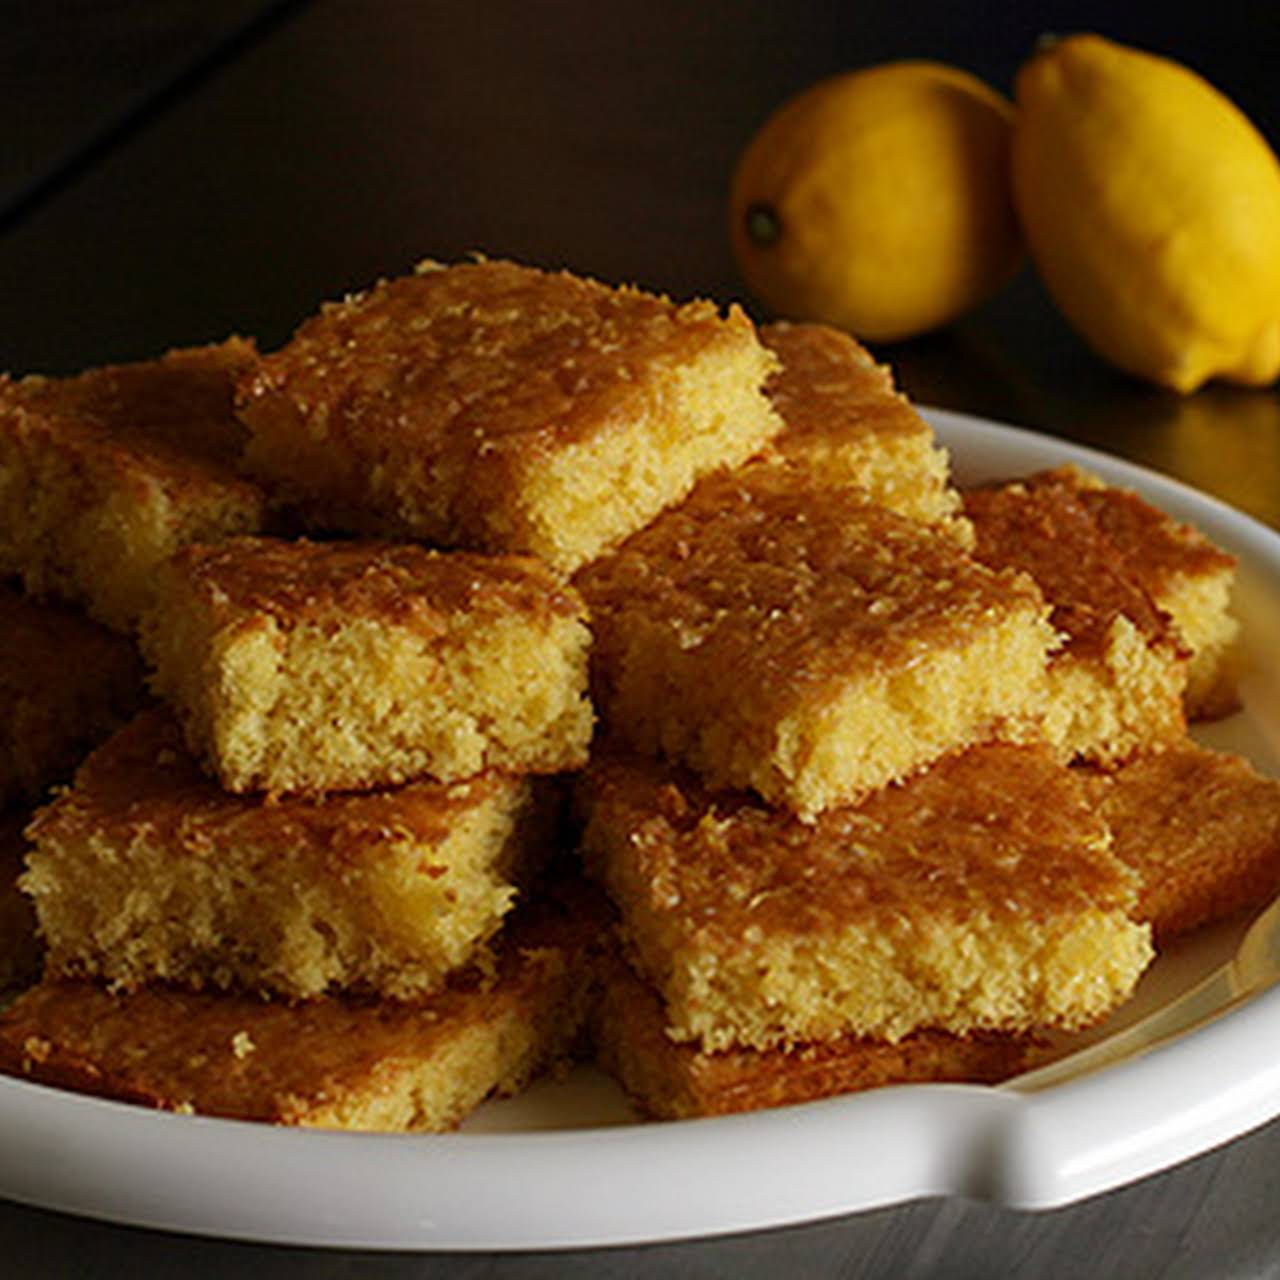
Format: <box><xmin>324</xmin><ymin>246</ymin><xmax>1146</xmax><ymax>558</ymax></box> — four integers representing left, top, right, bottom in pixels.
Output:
<box><xmin>963</xmin><ymin>475</ymin><xmax>1178</xmax><ymax>658</ymax></box>
<box><xmin>0</xmin><ymin>880</ymin><xmax>601</xmax><ymax>1122</ymax></box>
<box><xmin>161</xmin><ymin>536</ymin><xmax>586</xmax><ymax>632</ymax></box>
<box><xmin>576</xmin><ymin>459</ymin><xmax>1044</xmax><ymax>693</ymax></box>
<box><xmin>1036</xmin><ymin>465</ymin><xmax>1237</xmax><ymax>584</ymax></box>
<box><xmin>0</xmin><ymin>340</ymin><xmax>260</xmax><ymax>479</ymax></box>
<box><xmin>1083</xmin><ymin>740</ymin><xmax>1280</xmax><ymax>938</ymax></box>
<box><xmin>239</xmin><ymin>258</ymin><xmax>757</xmax><ymax>463</ymax></box>
<box><xmin>579</xmin><ymin>744</ymin><xmax>1135</xmax><ymax>948</ymax></box>
<box><xmin>761</xmin><ymin>321</ymin><xmax>916</xmax><ymax>442</ymax></box>
<box><xmin>0</xmin><ymin>585</ymin><xmax>143</xmax><ymax>695</ymax></box>
<box><xmin>28</xmin><ymin>709</ymin><xmax>526</xmax><ymax>865</ymax></box>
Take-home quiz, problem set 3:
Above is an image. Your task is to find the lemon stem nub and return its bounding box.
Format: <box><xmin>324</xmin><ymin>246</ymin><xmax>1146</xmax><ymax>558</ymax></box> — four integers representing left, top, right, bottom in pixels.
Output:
<box><xmin>745</xmin><ymin>204</ymin><xmax>781</xmax><ymax>246</ymax></box>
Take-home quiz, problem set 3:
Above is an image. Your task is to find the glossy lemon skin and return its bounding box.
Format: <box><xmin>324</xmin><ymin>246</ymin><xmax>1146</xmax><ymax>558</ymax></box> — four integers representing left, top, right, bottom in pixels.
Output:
<box><xmin>730</xmin><ymin>61</ymin><xmax>1022</xmax><ymax>343</ymax></box>
<box><xmin>1012</xmin><ymin>34</ymin><xmax>1280</xmax><ymax>393</ymax></box>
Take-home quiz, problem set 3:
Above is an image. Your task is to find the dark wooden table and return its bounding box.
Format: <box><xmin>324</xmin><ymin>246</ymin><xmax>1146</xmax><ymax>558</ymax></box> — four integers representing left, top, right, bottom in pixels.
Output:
<box><xmin>4</xmin><ymin>2</ymin><xmax>1280</xmax><ymax>1274</ymax></box>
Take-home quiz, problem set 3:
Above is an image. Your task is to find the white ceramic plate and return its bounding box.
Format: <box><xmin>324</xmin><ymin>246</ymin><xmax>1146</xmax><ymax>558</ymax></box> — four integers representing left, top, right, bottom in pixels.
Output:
<box><xmin>3</xmin><ymin>407</ymin><xmax>1280</xmax><ymax>1252</ymax></box>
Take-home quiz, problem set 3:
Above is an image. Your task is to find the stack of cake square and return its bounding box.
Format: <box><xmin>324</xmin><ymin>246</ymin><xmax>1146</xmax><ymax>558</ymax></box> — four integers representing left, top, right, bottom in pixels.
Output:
<box><xmin>1</xmin><ymin>258</ymin><xmax>793</xmax><ymax>1128</ymax></box>
<box><xmin>959</xmin><ymin>465</ymin><xmax>1280</xmax><ymax>939</ymax></box>
<box><xmin>0</xmin><ymin>341</ymin><xmax>265</xmax><ymax>990</ymax></box>
<box><xmin>571</xmin><ymin>468</ymin><xmax>1150</xmax><ymax>1116</ymax></box>
<box><xmin>13</xmin><ymin>536</ymin><xmax>605</xmax><ymax>1130</ymax></box>
<box><xmin>0</xmin><ymin>587</ymin><xmax>149</xmax><ymax>989</ymax></box>
<box><xmin>30</xmin><ymin>535</ymin><xmax>594</xmax><ymax>983</ymax></box>
<box><xmin>572</xmin><ymin>319</ymin><xmax>1263</xmax><ymax>1120</ymax></box>
<box><xmin>3</xmin><ymin>256</ymin><xmax>1279</xmax><ymax>1130</ymax></box>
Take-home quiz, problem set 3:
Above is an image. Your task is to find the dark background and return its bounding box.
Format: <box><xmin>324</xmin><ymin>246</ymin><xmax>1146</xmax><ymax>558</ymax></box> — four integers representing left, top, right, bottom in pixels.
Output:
<box><xmin>6</xmin><ymin>0</ymin><xmax>1279</xmax><ymax>531</ymax></box>
<box><xmin>3</xmin><ymin>2</ymin><xmax>1280</xmax><ymax>1275</ymax></box>
<box><xmin>4</xmin><ymin>1</ymin><xmax>1278</xmax><ymax>370</ymax></box>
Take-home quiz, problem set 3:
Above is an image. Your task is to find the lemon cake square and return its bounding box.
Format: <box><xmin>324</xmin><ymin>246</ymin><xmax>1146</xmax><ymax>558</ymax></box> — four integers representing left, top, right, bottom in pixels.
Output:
<box><xmin>964</xmin><ymin>473</ymin><xmax>1188</xmax><ymax>764</ymax></box>
<box><xmin>142</xmin><ymin>536</ymin><xmax>594</xmax><ymax>794</ymax></box>
<box><xmin>1084</xmin><ymin>739</ymin><xmax>1280</xmax><ymax>941</ymax></box>
<box><xmin>1046</xmin><ymin>465</ymin><xmax>1241</xmax><ymax>720</ymax></box>
<box><xmin>577</xmin><ymin>745</ymin><xmax>1151</xmax><ymax>1052</ymax></box>
<box><xmin>760</xmin><ymin>321</ymin><xmax>970</xmax><ymax>539</ymax></box>
<box><xmin>592</xmin><ymin>945</ymin><xmax>1035</xmax><ymax>1120</ymax></box>
<box><xmin>236</xmin><ymin>259</ymin><xmax>785</xmax><ymax>573</ymax></box>
<box><xmin>576</xmin><ymin>459</ymin><xmax>1055</xmax><ymax>818</ymax></box>
<box><xmin>0</xmin><ymin>885</ymin><xmax>600</xmax><ymax>1131</ymax></box>
<box><xmin>1</xmin><ymin>584</ymin><xmax>145</xmax><ymax>807</ymax></box>
<box><xmin>0</xmin><ymin>340</ymin><xmax>268</xmax><ymax>632</ymax></box>
<box><xmin>23</xmin><ymin>710</ymin><xmax>559</xmax><ymax>1000</ymax></box>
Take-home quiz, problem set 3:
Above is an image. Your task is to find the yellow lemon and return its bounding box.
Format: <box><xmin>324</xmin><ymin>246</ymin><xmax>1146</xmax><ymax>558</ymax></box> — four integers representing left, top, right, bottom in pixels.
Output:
<box><xmin>729</xmin><ymin>61</ymin><xmax>1022</xmax><ymax>343</ymax></box>
<box><xmin>1012</xmin><ymin>34</ymin><xmax>1280</xmax><ymax>393</ymax></box>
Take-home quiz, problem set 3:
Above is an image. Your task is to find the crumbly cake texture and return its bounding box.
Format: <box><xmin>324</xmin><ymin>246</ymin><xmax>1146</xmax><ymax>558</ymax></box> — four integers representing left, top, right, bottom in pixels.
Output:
<box><xmin>142</xmin><ymin>536</ymin><xmax>594</xmax><ymax>794</ymax></box>
<box><xmin>0</xmin><ymin>884</ymin><xmax>602</xmax><ymax>1131</ymax></box>
<box><xmin>236</xmin><ymin>259</ymin><xmax>785</xmax><ymax>573</ymax></box>
<box><xmin>963</xmin><ymin>474</ymin><xmax>1188</xmax><ymax>765</ymax></box>
<box><xmin>0</xmin><ymin>814</ymin><xmax>40</xmax><ymax>991</ymax></box>
<box><xmin>1042</xmin><ymin>465</ymin><xmax>1241</xmax><ymax>720</ymax></box>
<box><xmin>577</xmin><ymin>746</ymin><xmax>1151</xmax><ymax>1051</ymax></box>
<box><xmin>576</xmin><ymin>460</ymin><xmax>1056</xmax><ymax>818</ymax></box>
<box><xmin>23</xmin><ymin>710</ymin><xmax>558</xmax><ymax>1000</ymax></box>
<box><xmin>760</xmin><ymin>322</ymin><xmax>971</xmax><ymax>542</ymax></box>
<box><xmin>0</xmin><ymin>584</ymin><xmax>146</xmax><ymax>807</ymax></box>
<box><xmin>592</xmin><ymin>948</ymin><xmax>1036</xmax><ymax>1119</ymax></box>
<box><xmin>1083</xmin><ymin>740</ymin><xmax>1280</xmax><ymax>941</ymax></box>
<box><xmin>0</xmin><ymin>340</ymin><xmax>268</xmax><ymax>632</ymax></box>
